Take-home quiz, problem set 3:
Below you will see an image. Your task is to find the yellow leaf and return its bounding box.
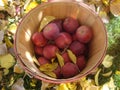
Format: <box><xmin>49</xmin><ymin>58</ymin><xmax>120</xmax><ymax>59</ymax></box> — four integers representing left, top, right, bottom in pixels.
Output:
<box><xmin>3</xmin><ymin>69</ymin><xmax>9</xmax><ymax>75</ymax></box>
<box><xmin>2</xmin><ymin>0</ymin><xmax>8</xmax><ymax>6</ymax></box>
<box><xmin>115</xmin><ymin>70</ymin><xmax>120</xmax><ymax>75</ymax></box>
<box><xmin>66</xmin><ymin>83</ymin><xmax>77</xmax><ymax>90</ymax></box>
<box><xmin>0</xmin><ymin>54</ymin><xmax>15</xmax><ymax>69</ymax></box>
<box><xmin>30</xmin><ymin>82</ymin><xmax>36</xmax><ymax>87</ymax></box>
<box><xmin>8</xmin><ymin>76</ymin><xmax>15</xmax><ymax>87</ymax></box>
<box><xmin>102</xmin><ymin>55</ymin><xmax>113</xmax><ymax>68</ymax></box>
<box><xmin>43</xmin><ymin>71</ymin><xmax>57</xmax><ymax>78</ymax></box>
<box><xmin>102</xmin><ymin>70</ymin><xmax>112</xmax><ymax>77</ymax></box>
<box><xmin>57</xmin><ymin>83</ymin><xmax>69</xmax><ymax>90</ymax></box>
<box><xmin>8</xmin><ymin>23</ymin><xmax>17</xmax><ymax>34</ymax></box>
<box><xmin>102</xmin><ymin>0</ymin><xmax>110</xmax><ymax>6</ymax></box>
<box><xmin>39</xmin><ymin>63</ymin><xmax>58</xmax><ymax>72</ymax></box>
<box><xmin>39</xmin><ymin>16</ymin><xmax>56</xmax><ymax>32</ymax></box>
<box><xmin>25</xmin><ymin>1</ymin><xmax>38</xmax><ymax>13</ymax></box>
<box><xmin>56</xmin><ymin>52</ymin><xmax>64</xmax><ymax>67</ymax></box>
<box><xmin>67</xmin><ymin>49</ymin><xmax>77</xmax><ymax>64</ymax></box>
<box><xmin>95</xmin><ymin>68</ymin><xmax>101</xmax><ymax>86</ymax></box>
<box><xmin>99</xmin><ymin>10</ymin><xmax>108</xmax><ymax>17</ymax></box>
<box><xmin>4</xmin><ymin>36</ymin><xmax>13</xmax><ymax>48</ymax></box>
<box><xmin>41</xmin><ymin>0</ymin><xmax>48</xmax><ymax>2</ymax></box>
<box><xmin>98</xmin><ymin>10</ymin><xmax>110</xmax><ymax>23</ymax></box>
<box><xmin>32</xmin><ymin>56</ymin><xmax>40</xmax><ymax>66</ymax></box>
<box><xmin>14</xmin><ymin>63</ymin><xmax>24</xmax><ymax>74</ymax></box>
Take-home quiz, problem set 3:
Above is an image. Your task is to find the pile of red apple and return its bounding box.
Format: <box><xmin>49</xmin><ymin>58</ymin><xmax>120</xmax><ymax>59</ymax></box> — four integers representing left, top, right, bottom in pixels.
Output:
<box><xmin>31</xmin><ymin>17</ymin><xmax>93</xmax><ymax>79</ymax></box>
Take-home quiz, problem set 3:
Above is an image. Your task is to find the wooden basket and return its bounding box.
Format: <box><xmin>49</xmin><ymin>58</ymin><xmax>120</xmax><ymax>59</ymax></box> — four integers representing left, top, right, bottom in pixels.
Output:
<box><xmin>14</xmin><ymin>2</ymin><xmax>107</xmax><ymax>83</ymax></box>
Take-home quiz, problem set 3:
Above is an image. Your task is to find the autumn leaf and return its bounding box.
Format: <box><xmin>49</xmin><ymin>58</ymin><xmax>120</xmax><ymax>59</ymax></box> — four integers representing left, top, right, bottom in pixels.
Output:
<box><xmin>40</xmin><ymin>63</ymin><xmax>58</xmax><ymax>72</ymax></box>
<box><xmin>43</xmin><ymin>71</ymin><xmax>57</xmax><ymax>78</ymax></box>
<box><xmin>0</xmin><ymin>54</ymin><xmax>15</xmax><ymax>69</ymax></box>
<box><xmin>38</xmin><ymin>16</ymin><xmax>56</xmax><ymax>32</ymax></box>
<box><xmin>56</xmin><ymin>52</ymin><xmax>64</xmax><ymax>67</ymax></box>
<box><xmin>67</xmin><ymin>49</ymin><xmax>77</xmax><ymax>64</ymax></box>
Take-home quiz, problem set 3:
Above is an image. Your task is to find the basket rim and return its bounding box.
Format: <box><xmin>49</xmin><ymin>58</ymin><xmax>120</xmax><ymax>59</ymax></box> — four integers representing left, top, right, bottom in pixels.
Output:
<box><xmin>14</xmin><ymin>1</ymin><xmax>108</xmax><ymax>84</ymax></box>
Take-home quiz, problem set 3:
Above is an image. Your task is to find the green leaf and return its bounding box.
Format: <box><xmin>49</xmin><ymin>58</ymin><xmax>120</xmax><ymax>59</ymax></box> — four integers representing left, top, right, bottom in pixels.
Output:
<box><xmin>113</xmin><ymin>74</ymin><xmax>120</xmax><ymax>88</ymax></box>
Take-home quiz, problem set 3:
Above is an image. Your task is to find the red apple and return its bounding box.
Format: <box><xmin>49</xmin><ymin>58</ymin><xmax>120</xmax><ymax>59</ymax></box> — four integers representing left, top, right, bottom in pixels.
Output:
<box><xmin>55</xmin><ymin>32</ymin><xmax>72</xmax><ymax>49</ymax></box>
<box><xmin>52</xmin><ymin>19</ymin><xmax>63</xmax><ymax>32</ymax></box>
<box><xmin>43</xmin><ymin>44</ymin><xmax>59</xmax><ymax>60</ymax></box>
<box><xmin>31</xmin><ymin>32</ymin><xmax>47</xmax><ymax>47</ymax></box>
<box><xmin>76</xmin><ymin>25</ymin><xmax>93</xmax><ymax>43</ymax></box>
<box><xmin>76</xmin><ymin>55</ymin><xmax>86</xmax><ymax>71</ymax></box>
<box><xmin>61</xmin><ymin>62</ymin><xmax>79</xmax><ymax>78</ymax></box>
<box><xmin>63</xmin><ymin>17</ymin><xmax>79</xmax><ymax>33</ymax></box>
<box><xmin>72</xmin><ymin>33</ymin><xmax>77</xmax><ymax>41</ymax></box>
<box><xmin>43</xmin><ymin>22</ymin><xmax>60</xmax><ymax>40</ymax></box>
<box><xmin>61</xmin><ymin>52</ymin><xmax>71</xmax><ymax>63</ymax></box>
<box><xmin>38</xmin><ymin>57</ymin><xmax>50</xmax><ymax>65</ymax></box>
<box><xmin>84</xmin><ymin>45</ymin><xmax>89</xmax><ymax>57</ymax></box>
<box><xmin>69</xmin><ymin>41</ymin><xmax>86</xmax><ymax>56</ymax></box>
<box><xmin>34</xmin><ymin>46</ymin><xmax>43</xmax><ymax>55</ymax></box>
<box><xmin>53</xmin><ymin>65</ymin><xmax>62</xmax><ymax>79</ymax></box>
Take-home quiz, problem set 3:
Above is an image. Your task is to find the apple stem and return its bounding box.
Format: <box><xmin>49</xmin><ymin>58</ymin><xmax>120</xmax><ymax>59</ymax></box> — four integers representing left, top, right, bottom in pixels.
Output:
<box><xmin>61</xmin><ymin>45</ymin><xmax>69</xmax><ymax>54</ymax></box>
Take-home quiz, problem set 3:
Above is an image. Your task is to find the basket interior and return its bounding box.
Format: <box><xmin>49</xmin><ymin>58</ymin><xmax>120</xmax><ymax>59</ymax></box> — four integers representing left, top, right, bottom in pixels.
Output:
<box><xmin>15</xmin><ymin>2</ymin><xmax>107</xmax><ymax>82</ymax></box>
